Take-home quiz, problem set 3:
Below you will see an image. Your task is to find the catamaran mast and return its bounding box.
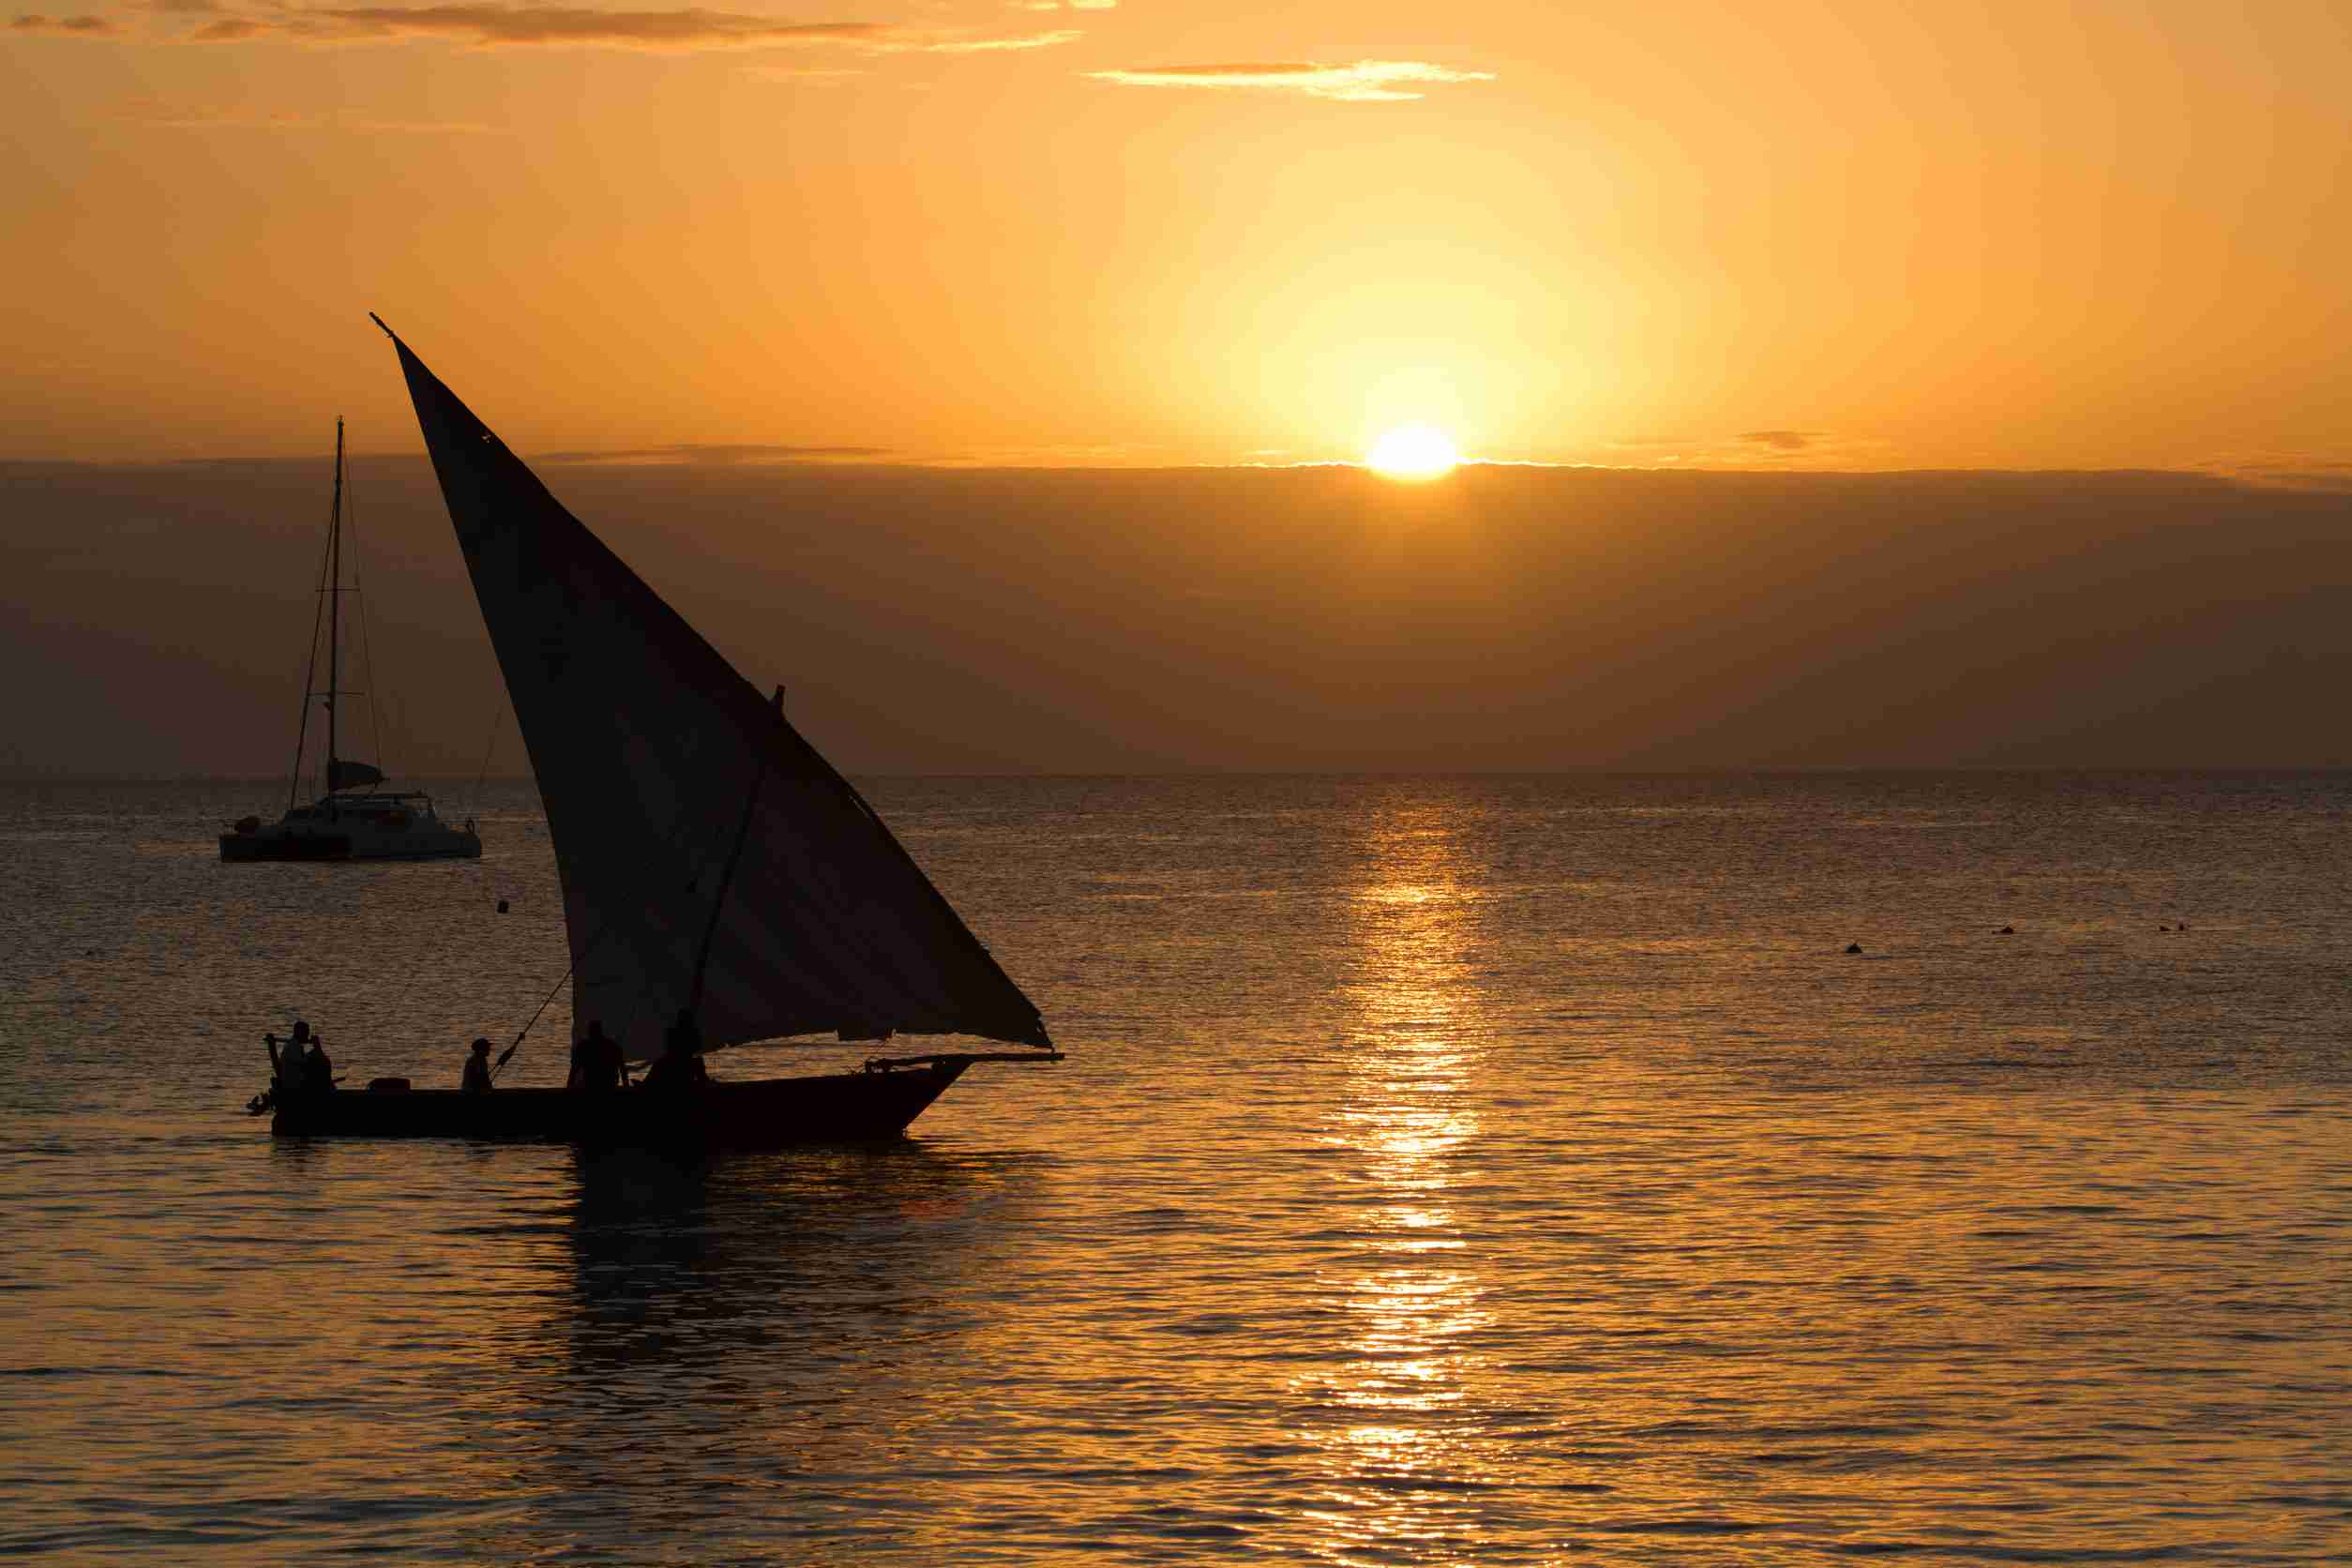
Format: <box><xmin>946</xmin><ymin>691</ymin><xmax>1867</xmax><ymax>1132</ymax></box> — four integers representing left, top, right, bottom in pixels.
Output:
<box><xmin>324</xmin><ymin>418</ymin><xmax>343</xmax><ymax>797</ymax></box>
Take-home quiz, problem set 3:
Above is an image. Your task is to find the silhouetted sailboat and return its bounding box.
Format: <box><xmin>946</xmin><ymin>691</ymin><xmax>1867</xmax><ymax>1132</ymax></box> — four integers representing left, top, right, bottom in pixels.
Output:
<box><xmin>261</xmin><ymin>318</ymin><xmax>1061</xmax><ymax>1145</ymax></box>
<box><xmin>220</xmin><ymin>420</ymin><xmax>482</xmax><ymax>863</ymax></box>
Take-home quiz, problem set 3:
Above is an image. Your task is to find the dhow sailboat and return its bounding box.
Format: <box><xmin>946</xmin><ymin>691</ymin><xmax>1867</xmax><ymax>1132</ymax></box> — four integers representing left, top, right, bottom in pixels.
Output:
<box><xmin>259</xmin><ymin>318</ymin><xmax>1060</xmax><ymax>1146</ymax></box>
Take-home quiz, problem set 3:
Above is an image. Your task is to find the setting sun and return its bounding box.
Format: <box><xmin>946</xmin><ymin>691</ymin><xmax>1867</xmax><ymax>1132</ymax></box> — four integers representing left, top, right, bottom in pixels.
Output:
<box><xmin>1366</xmin><ymin>424</ymin><xmax>1461</xmax><ymax>480</ymax></box>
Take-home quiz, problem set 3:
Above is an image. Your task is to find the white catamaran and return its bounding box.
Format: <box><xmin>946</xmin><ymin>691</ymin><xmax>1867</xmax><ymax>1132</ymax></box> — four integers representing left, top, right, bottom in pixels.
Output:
<box><xmin>256</xmin><ymin>318</ymin><xmax>1060</xmax><ymax>1146</ymax></box>
<box><xmin>220</xmin><ymin>420</ymin><xmax>482</xmax><ymax>863</ymax></box>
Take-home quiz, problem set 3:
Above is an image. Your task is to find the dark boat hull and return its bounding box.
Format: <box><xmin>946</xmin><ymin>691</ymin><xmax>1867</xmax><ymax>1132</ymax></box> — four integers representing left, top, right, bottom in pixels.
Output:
<box><xmin>219</xmin><ymin>832</ymin><xmax>481</xmax><ymax>862</ymax></box>
<box><xmin>269</xmin><ymin>1062</ymin><xmax>972</xmax><ymax>1148</ymax></box>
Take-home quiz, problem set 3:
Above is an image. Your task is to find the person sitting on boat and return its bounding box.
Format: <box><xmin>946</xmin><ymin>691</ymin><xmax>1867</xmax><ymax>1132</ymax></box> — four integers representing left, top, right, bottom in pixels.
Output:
<box><xmin>642</xmin><ymin>1009</ymin><xmax>710</xmax><ymax>1093</ymax></box>
<box><xmin>269</xmin><ymin>1020</ymin><xmax>317</xmax><ymax>1095</ymax></box>
<box><xmin>567</xmin><ymin>1020</ymin><xmax>624</xmax><ymax>1093</ymax></box>
<box><xmin>461</xmin><ymin>1037</ymin><xmax>494</xmax><ymax>1093</ymax></box>
<box><xmin>301</xmin><ymin>1029</ymin><xmax>335</xmax><ymax>1094</ymax></box>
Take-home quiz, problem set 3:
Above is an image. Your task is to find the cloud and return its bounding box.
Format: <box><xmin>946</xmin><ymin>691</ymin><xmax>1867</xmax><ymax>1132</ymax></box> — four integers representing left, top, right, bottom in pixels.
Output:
<box><xmin>294</xmin><ymin>8</ymin><xmax>889</xmax><ymax>47</ymax></box>
<box><xmin>108</xmin><ymin>5</ymin><xmax>1090</xmax><ymax>52</ymax></box>
<box><xmin>1567</xmin><ymin>431</ymin><xmax>1908</xmax><ymax>470</ymax></box>
<box><xmin>1010</xmin><ymin>0</ymin><xmax>1111</xmax><ymax>8</ymax></box>
<box><xmin>1086</xmin><ymin>58</ymin><xmax>1495</xmax><ymax>102</ymax></box>
<box><xmin>2208</xmin><ymin>459</ymin><xmax>2352</xmax><ymax>494</ymax></box>
<box><xmin>9</xmin><ymin>12</ymin><xmax>119</xmax><ymax>33</ymax></box>
<box><xmin>534</xmin><ymin>443</ymin><xmax>896</xmax><ymax>465</ymax></box>
<box><xmin>907</xmin><ymin>26</ymin><xmax>1076</xmax><ymax>52</ymax></box>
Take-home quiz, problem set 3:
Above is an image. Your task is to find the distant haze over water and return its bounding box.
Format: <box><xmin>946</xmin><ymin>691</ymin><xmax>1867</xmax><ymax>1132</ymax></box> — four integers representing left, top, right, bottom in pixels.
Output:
<box><xmin>6</xmin><ymin>460</ymin><xmax>2350</xmax><ymax>777</ymax></box>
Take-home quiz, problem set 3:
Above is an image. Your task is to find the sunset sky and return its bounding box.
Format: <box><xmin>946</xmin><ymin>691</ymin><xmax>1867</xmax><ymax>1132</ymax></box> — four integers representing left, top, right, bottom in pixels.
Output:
<box><xmin>7</xmin><ymin>0</ymin><xmax>2349</xmax><ymax>474</ymax></box>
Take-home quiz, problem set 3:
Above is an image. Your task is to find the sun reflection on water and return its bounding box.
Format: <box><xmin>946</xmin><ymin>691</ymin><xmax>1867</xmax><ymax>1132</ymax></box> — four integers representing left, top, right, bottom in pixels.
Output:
<box><xmin>1297</xmin><ymin>798</ymin><xmax>1503</xmax><ymax>1560</ymax></box>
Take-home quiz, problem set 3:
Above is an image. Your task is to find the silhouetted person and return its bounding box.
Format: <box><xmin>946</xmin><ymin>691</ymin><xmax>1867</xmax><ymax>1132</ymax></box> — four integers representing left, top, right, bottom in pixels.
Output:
<box><xmin>643</xmin><ymin>1009</ymin><xmax>709</xmax><ymax>1094</ymax></box>
<box><xmin>269</xmin><ymin>1020</ymin><xmax>320</xmax><ymax>1095</ymax></box>
<box><xmin>462</xmin><ymin>1038</ymin><xmax>494</xmax><ymax>1093</ymax></box>
<box><xmin>568</xmin><ymin>1020</ymin><xmax>624</xmax><ymax>1093</ymax></box>
<box><xmin>302</xmin><ymin>1031</ymin><xmax>333</xmax><ymax>1093</ymax></box>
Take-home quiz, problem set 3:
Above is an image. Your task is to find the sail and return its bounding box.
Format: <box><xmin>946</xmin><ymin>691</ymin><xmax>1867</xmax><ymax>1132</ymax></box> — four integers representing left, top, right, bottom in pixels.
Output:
<box><xmin>382</xmin><ymin>325</ymin><xmax>1050</xmax><ymax>1060</ymax></box>
<box><xmin>329</xmin><ymin>760</ymin><xmax>385</xmax><ymax>792</ymax></box>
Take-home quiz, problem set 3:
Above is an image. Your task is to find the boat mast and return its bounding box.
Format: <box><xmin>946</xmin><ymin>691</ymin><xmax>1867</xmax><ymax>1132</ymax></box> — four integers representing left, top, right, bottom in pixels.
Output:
<box><xmin>324</xmin><ymin>418</ymin><xmax>343</xmax><ymax>797</ymax></box>
<box><xmin>687</xmin><ymin>686</ymin><xmax>786</xmax><ymax>1019</ymax></box>
<box><xmin>284</xmin><ymin>457</ymin><xmax>332</xmax><ymax>814</ymax></box>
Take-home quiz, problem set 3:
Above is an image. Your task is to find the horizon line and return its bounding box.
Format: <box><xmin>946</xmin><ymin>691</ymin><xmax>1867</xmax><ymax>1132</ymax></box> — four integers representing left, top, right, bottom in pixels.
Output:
<box><xmin>7</xmin><ymin>763</ymin><xmax>2350</xmax><ymax>785</ymax></box>
<box><xmin>0</xmin><ymin>452</ymin><xmax>2320</xmax><ymax>485</ymax></box>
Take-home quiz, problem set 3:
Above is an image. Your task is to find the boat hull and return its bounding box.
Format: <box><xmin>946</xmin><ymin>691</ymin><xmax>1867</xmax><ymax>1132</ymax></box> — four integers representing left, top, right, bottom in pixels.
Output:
<box><xmin>220</xmin><ymin>825</ymin><xmax>481</xmax><ymax>862</ymax></box>
<box><xmin>268</xmin><ymin>1062</ymin><xmax>972</xmax><ymax>1148</ymax></box>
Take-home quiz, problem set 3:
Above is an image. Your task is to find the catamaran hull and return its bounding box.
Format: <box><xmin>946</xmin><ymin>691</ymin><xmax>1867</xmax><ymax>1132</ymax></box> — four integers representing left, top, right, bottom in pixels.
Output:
<box><xmin>268</xmin><ymin>1062</ymin><xmax>972</xmax><ymax>1147</ymax></box>
<box><xmin>220</xmin><ymin>827</ymin><xmax>482</xmax><ymax>862</ymax></box>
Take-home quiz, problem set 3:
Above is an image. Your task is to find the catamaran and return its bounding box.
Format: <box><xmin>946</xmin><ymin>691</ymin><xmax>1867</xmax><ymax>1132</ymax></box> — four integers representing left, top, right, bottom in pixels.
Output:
<box><xmin>220</xmin><ymin>420</ymin><xmax>482</xmax><ymax>863</ymax></box>
<box><xmin>256</xmin><ymin>317</ymin><xmax>1061</xmax><ymax>1145</ymax></box>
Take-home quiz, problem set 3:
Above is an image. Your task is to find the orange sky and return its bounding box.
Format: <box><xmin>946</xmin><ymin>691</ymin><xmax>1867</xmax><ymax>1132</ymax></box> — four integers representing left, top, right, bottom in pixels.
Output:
<box><xmin>4</xmin><ymin>0</ymin><xmax>2348</xmax><ymax>472</ymax></box>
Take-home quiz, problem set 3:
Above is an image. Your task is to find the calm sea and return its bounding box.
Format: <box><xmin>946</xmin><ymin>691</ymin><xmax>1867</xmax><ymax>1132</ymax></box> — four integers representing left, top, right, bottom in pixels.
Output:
<box><xmin>3</xmin><ymin>773</ymin><xmax>2348</xmax><ymax>1563</ymax></box>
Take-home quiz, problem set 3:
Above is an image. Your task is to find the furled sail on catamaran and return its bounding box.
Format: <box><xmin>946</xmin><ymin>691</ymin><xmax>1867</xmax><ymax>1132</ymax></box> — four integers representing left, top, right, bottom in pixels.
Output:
<box><xmin>258</xmin><ymin>318</ymin><xmax>1060</xmax><ymax>1146</ymax></box>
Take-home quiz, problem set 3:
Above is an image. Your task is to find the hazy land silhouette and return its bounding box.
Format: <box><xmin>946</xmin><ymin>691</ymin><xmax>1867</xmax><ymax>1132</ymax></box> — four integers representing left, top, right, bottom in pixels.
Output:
<box><xmin>6</xmin><ymin>458</ymin><xmax>2348</xmax><ymax>776</ymax></box>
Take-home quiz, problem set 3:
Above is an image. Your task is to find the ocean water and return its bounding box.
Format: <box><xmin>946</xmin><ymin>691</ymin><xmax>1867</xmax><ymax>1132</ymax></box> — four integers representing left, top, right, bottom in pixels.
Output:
<box><xmin>2</xmin><ymin>772</ymin><xmax>2348</xmax><ymax>1563</ymax></box>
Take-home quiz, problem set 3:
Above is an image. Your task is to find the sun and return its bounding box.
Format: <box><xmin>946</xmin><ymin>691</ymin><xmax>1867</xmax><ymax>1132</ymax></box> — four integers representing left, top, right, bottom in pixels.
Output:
<box><xmin>1366</xmin><ymin>423</ymin><xmax>1460</xmax><ymax>480</ymax></box>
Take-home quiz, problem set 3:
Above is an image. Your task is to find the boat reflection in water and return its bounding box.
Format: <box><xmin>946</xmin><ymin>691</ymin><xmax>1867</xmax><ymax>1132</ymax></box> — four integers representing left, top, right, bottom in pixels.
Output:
<box><xmin>1299</xmin><ymin>794</ymin><xmax>1505</xmax><ymax>1559</ymax></box>
<box><xmin>426</xmin><ymin>1142</ymin><xmax>1049</xmax><ymax>1560</ymax></box>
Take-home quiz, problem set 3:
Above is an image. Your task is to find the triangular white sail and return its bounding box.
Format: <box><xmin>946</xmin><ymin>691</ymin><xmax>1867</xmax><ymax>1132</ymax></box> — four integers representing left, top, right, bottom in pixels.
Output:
<box><xmin>384</xmin><ymin>324</ymin><xmax>1050</xmax><ymax>1061</ymax></box>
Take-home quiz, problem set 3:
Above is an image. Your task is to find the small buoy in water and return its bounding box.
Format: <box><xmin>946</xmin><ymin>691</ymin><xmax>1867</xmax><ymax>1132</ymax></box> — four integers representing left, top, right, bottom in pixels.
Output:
<box><xmin>1998</xmin><ymin>926</ymin><xmax>2014</xmax><ymax>935</ymax></box>
<box><xmin>1846</xmin><ymin>942</ymin><xmax>1863</xmax><ymax>955</ymax></box>
<box><xmin>496</xmin><ymin>898</ymin><xmax>510</xmax><ymax>914</ymax></box>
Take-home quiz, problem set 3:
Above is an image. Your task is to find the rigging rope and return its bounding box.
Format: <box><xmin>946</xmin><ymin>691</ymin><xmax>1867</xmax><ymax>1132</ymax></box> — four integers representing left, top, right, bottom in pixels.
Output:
<box><xmin>467</xmin><ymin>703</ymin><xmax>505</xmax><ymax>824</ymax></box>
<box><xmin>490</xmin><ymin>800</ymin><xmax>763</xmax><ymax>1080</ymax></box>
<box><xmin>490</xmin><ymin>955</ymin><xmax>580</xmax><ymax>1083</ymax></box>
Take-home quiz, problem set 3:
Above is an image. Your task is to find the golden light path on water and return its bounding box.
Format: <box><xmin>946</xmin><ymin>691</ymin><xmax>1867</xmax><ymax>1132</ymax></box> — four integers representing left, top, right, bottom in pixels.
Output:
<box><xmin>1300</xmin><ymin>799</ymin><xmax>1499</xmax><ymax>1562</ymax></box>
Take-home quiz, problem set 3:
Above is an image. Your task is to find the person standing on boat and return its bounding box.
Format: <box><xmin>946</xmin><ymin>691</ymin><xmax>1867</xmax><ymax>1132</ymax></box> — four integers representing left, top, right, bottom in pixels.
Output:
<box><xmin>461</xmin><ymin>1038</ymin><xmax>494</xmax><ymax>1093</ymax></box>
<box><xmin>567</xmin><ymin>1020</ymin><xmax>624</xmax><ymax>1092</ymax></box>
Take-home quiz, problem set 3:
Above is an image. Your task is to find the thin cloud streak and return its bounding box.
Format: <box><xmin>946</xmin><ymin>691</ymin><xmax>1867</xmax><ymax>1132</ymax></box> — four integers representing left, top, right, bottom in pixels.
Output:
<box><xmin>302</xmin><ymin>8</ymin><xmax>885</xmax><ymax>48</ymax></box>
<box><xmin>70</xmin><ymin>4</ymin><xmax>1091</xmax><ymax>52</ymax></box>
<box><xmin>1740</xmin><ymin>429</ymin><xmax>1820</xmax><ymax>452</ymax></box>
<box><xmin>904</xmin><ymin>26</ymin><xmax>1076</xmax><ymax>53</ymax></box>
<box><xmin>1086</xmin><ymin>59</ymin><xmax>1496</xmax><ymax>102</ymax></box>
<box><xmin>534</xmin><ymin>443</ymin><xmax>897</xmax><ymax>465</ymax></box>
<box><xmin>8</xmin><ymin>12</ymin><xmax>119</xmax><ymax>32</ymax></box>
